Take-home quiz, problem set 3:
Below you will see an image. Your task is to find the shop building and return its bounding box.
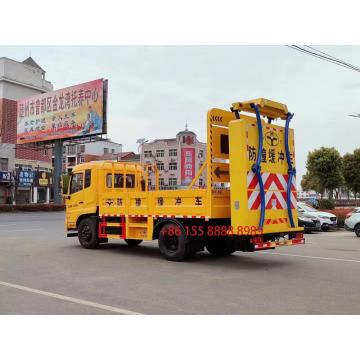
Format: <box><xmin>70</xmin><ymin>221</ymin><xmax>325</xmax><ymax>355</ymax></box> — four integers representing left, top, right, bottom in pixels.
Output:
<box><xmin>0</xmin><ymin>56</ymin><xmax>53</xmax><ymax>204</ymax></box>
<box><xmin>52</xmin><ymin>139</ymin><xmax>123</xmax><ymax>173</ymax></box>
<box><xmin>140</xmin><ymin>126</ymin><xmax>206</xmax><ymax>189</ymax></box>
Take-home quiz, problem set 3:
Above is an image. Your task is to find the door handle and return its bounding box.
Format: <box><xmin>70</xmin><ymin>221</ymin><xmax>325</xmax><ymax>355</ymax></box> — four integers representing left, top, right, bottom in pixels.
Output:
<box><xmin>79</xmin><ymin>201</ymin><xmax>84</xmax><ymax>204</ymax></box>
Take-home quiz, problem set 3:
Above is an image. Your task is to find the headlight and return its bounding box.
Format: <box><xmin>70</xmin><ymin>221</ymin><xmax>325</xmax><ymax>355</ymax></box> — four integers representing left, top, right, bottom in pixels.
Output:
<box><xmin>319</xmin><ymin>215</ymin><xmax>330</xmax><ymax>219</ymax></box>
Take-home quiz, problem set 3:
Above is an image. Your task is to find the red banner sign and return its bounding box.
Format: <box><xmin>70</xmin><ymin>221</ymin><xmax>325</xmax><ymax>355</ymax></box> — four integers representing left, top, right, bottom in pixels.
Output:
<box><xmin>181</xmin><ymin>147</ymin><xmax>195</xmax><ymax>185</ymax></box>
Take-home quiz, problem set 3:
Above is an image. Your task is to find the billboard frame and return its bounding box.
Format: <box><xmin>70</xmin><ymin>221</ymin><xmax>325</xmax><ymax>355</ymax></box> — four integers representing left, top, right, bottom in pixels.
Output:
<box><xmin>17</xmin><ymin>78</ymin><xmax>108</xmax><ymax>145</ymax></box>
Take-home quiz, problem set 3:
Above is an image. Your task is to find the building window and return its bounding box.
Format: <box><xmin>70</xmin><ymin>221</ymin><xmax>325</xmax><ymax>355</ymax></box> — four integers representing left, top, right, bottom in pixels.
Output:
<box><xmin>80</xmin><ymin>156</ymin><xmax>85</xmax><ymax>164</ymax></box>
<box><xmin>199</xmin><ymin>150</ymin><xmax>204</xmax><ymax>158</ymax></box>
<box><xmin>169</xmin><ymin>162</ymin><xmax>177</xmax><ymax>170</ymax></box>
<box><xmin>159</xmin><ymin>178</ymin><xmax>165</xmax><ymax>186</ymax></box>
<box><xmin>157</xmin><ymin>162</ymin><xmax>164</xmax><ymax>170</ymax></box>
<box><xmin>79</xmin><ymin>145</ymin><xmax>86</xmax><ymax>153</ymax></box>
<box><xmin>68</xmin><ymin>145</ymin><xmax>76</xmax><ymax>155</ymax></box>
<box><xmin>111</xmin><ymin>149</ymin><xmax>115</xmax><ymax>154</ymax></box>
<box><xmin>169</xmin><ymin>178</ymin><xmax>177</xmax><ymax>186</ymax></box>
<box><xmin>104</xmin><ymin>148</ymin><xmax>109</xmax><ymax>154</ymax></box>
<box><xmin>199</xmin><ymin>178</ymin><xmax>204</xmax><ymax>186</ymax></box>
<box><xmin>156</xmin><ymin>149</ymin><xmax>164</xmax><ymax>158</ymax></box>
<box><xmin>148</xmin><ymin>178</ymin><xmax>152</xmax><ymax>186</ymax></box>
<box><xmin>199</xmin><ymin>162</ymin><xmax>203</xmax><ymax>169</ymax></box>
<box><xmin>67</xmin><ymin>157</ymin><xmax>76</xmax><ymax>167</ymax></box>
<box><xmin>0</xmin><ymin>158</ymin><xmax>8</xmax><ymax>171</ymax></box>
<box><xmin>169</xmin><ymin>149</ymin><xmax>177</xmax><ymax>157</ymax></box>
<box><xmin>144</xmin><ymin>150</ymin><xmax>152</xmax><ymax>158</ymax></box>
<box><xmin>43</xmin><ymin>149</ymin><xmax>48</xmax><ymax>156</ymax></box>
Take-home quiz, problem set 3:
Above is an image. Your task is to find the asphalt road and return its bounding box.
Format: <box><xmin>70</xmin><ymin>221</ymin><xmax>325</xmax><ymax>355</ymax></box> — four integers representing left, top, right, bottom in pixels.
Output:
<box><xmin>1</xmin><ymin>211</ymin><xmax>360</xmax><ymax>314</ymax></box>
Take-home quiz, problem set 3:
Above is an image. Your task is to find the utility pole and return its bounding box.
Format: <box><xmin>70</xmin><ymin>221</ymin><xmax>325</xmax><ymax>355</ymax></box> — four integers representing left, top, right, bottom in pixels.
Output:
<box><xmin>53</xmin><ymin>140</ymin><xmax>63</xmax><ymax>205</ymax></box>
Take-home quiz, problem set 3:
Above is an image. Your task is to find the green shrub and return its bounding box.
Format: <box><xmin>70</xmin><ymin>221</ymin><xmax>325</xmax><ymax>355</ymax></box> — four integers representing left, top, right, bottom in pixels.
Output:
<box><xmin>318</xmin><ymin>199</ymin><xmax>335</xmax><ymax>210</ymax></box>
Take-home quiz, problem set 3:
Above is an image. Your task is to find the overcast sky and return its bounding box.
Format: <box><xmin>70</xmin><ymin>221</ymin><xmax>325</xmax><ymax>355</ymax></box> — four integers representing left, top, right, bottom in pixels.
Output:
<box><xmin>1</xmin><ymin>45</ymin><xmax>360</xmax><ymax>183</ymax></box>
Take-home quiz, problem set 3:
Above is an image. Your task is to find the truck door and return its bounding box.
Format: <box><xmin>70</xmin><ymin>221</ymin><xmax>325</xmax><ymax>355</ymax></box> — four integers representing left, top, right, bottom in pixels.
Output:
<box><xmin>66</xmin><ymin>171</ymin><xmax>85</xmax><ymax>227</ymax></box>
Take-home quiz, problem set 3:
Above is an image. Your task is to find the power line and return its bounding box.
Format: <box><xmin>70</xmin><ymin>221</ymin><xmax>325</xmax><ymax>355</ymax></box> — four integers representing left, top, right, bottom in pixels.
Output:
<box><xmin>287</xmin><ymin>45</ymin><xmax>360</xmax><ymax>72</ymax></box>
<box><xmin>303</xmin><ymin>45</ymin><xmax>360</xmax><ymax>72</ymax></box>
<box><xmin>286</xmin><ymin>45</ymin><xmax>360</xmax><ymax>73</ymax></box>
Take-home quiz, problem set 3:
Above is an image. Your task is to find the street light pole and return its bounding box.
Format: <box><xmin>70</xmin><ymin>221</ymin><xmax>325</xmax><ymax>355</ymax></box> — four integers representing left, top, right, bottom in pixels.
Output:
<box><xmin>136</xmin><ymin>138</ymin><xmax>149</xmax><ymax>162</ymax></box>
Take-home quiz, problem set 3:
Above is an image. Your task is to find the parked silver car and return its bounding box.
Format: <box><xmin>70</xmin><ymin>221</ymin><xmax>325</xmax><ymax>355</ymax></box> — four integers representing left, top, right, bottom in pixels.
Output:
<box><xmin>344</xmin><ymin>208</ymin><xmax>360</xmax><ymax>237</ymax></box>
<box><xmin>297</xmin><ymin>202</ymin><xmax>337</xmax><ymax>231</ymax></box>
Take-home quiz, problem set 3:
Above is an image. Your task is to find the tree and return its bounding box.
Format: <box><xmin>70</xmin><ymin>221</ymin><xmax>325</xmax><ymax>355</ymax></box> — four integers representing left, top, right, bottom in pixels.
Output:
<box><xmin>305</xmin><ymin>147</ymin><xmax>343</xmax><ymax>200</ymax></box>
<box><xmin>301</xmin><ymin>171</ymin><xmax>321</xmax><ymax>194</ymax></box>
<box><xmin>61</xmin><ymin>174</ymin><xmax>71</xmax><ymax>194</ymax></box>
<box><xmin>343</xmin><ymin>149</ymin><xmax>360</xmax><ymax>200</ymax></box>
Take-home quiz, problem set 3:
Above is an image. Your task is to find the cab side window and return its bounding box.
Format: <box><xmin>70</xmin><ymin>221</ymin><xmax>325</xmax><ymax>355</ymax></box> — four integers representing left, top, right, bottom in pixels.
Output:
<box><xmin>126</xmin><ymin>174</ymin><xmax>135</xmax><ymax>188</ymax></box>
<box><xmin>70</xmin><ymin>173</ymin><xmax>84</xmax><ymax>194</ymax></box>
<box><xmin>114</xmin><ymin>174</ymin><xmax>124</xmax><ymax>188</ymax></box>
<box><xmin>106</xmin><ymin>174</ymin><xmax>112</xmax><ymax>188</ymax></box>
<box><xmin>84</xmin><ymin>169</ymin><xmax>91</xmax><ymax>188</ymax></box>
<box><xmin>106</xmin><ymin>173</ymin><xmax>124</xmax><ymax>188</ymax></box>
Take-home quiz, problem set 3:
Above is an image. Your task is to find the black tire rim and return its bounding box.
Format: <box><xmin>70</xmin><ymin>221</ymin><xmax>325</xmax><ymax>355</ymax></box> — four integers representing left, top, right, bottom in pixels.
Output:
<box><xmin>164</xmin><ymin>231</ymin><xmax>179</xmax><ymax>253</ymax></box>
<box><xmin>80</xmin><ymin>224</ymin><xmax>91</xmax><ymax>242</ymax></box>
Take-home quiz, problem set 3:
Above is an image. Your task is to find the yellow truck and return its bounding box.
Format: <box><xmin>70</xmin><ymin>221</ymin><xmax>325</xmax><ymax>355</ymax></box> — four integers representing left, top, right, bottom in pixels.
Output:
<box><xmin>65</xmin><ymin>98</ymin><xmax>304</xmax><ymax>261</ymax></box>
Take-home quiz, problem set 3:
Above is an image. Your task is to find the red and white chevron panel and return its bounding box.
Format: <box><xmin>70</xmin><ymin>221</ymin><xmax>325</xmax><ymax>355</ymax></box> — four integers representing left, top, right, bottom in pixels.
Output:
<box><xmin>247</xmin><ymin>172</ymin><xmax>297</xmax><ymax>210</ymax></box>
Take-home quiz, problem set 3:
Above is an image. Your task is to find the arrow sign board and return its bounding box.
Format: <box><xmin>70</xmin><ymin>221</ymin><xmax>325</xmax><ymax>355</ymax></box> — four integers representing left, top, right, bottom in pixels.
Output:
<box><xmin>214</xmin><ymin>167</ymin><xmax>229</xmax><ymax>178</ymax></box>
<box><xmin>212</xmin><ymin>163</ymin><xmax>230</xmax><ymax>183</ymax></box>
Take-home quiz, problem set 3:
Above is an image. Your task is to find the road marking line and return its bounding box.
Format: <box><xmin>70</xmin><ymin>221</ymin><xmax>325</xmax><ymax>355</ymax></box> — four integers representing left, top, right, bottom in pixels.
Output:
<box><xmin>0</xmin><ymin>228</ymin><xmax>43</xmax><ymax>233</ymax></box>
<box><xmin>0</xmin><ymin>280</ymin><xmax>143</xmax><ymax>315</ymax></box>
<box><xmin>258</xmin><ymin>252</ymin><xmax>360</xmax><ymax>263</ymax></box>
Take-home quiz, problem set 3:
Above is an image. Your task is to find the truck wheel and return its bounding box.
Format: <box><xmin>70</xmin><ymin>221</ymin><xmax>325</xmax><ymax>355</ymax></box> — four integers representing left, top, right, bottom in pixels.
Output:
<box><xmin>78</xmin><ymin>218</ymin><xmax>99</xmax><ymax>249</ymax></box>
<box><xmin>158</xmin><ymin>221</ymin><xmax>191</xmax><ymax>261</ymax></box>
<box><xmin>125</xmin><ymin>239</ymin><xmax>143</xmax><ymax>246</ymax></box>
<box><xmin>355</xmin><ymin>224</ymin><xmax>360</xmax><ymax>237</ymax></box>
<box><xmin>205</xmin><ymin>237</ymin><xmax>236</xmax><ymax>256</ymax></box>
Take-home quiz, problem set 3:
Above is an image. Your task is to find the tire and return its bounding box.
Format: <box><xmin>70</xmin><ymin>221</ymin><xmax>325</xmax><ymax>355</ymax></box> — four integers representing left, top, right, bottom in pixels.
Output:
<box><xmin>158</xmin><ymin>221</ymin><xmax>191</xmax><ymax>261</ymax></box>
<box><xmin>205</xmin><ymin>237</ymin><xmax>236</xmax><ymax>256</ymax></box>
<box><xmin>125</xmin><ymin>239</ymin><xmax>143</xmax><ymax>246</ymax></box>
<box><xmin>321</xmin><ymin>224</ymin><xmax>329</xmax><ymax>232</ymax></box>
<box><xmin>355</xmin><ymin>224</ymin><xmax>360</xmax><ymax>237</ymax></box>
<box><xmin>78</xmin><ymin>217</ymin><xmax>99</xmax><ymax>249</ymax></box>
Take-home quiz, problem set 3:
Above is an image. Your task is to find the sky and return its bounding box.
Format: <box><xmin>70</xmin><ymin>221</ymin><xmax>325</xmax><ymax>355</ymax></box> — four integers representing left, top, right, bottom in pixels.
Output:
<box><xmin>1</xmin><ymin>45</ymin><xmax>360</xmax><ymax>183</ymax></box>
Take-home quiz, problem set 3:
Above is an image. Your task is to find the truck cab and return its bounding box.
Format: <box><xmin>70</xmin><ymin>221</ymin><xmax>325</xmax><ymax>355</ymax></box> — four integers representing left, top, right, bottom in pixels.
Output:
<box><xmin>65</xmin><ymin>162</ymin><xmax>145</xmax><ymax>231</ymax></box>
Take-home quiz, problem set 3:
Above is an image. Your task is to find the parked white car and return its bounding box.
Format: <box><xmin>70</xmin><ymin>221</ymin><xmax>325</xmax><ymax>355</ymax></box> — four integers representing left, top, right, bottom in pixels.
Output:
<box><xmin>297</xmin><ymin>202</ymin><xmax>337</xmax><ymax>231</ymax></box>
<box><xmin>344</xmin><ymin>208</ymin><xmax>360</xmax><ymax>237</ymax></box>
